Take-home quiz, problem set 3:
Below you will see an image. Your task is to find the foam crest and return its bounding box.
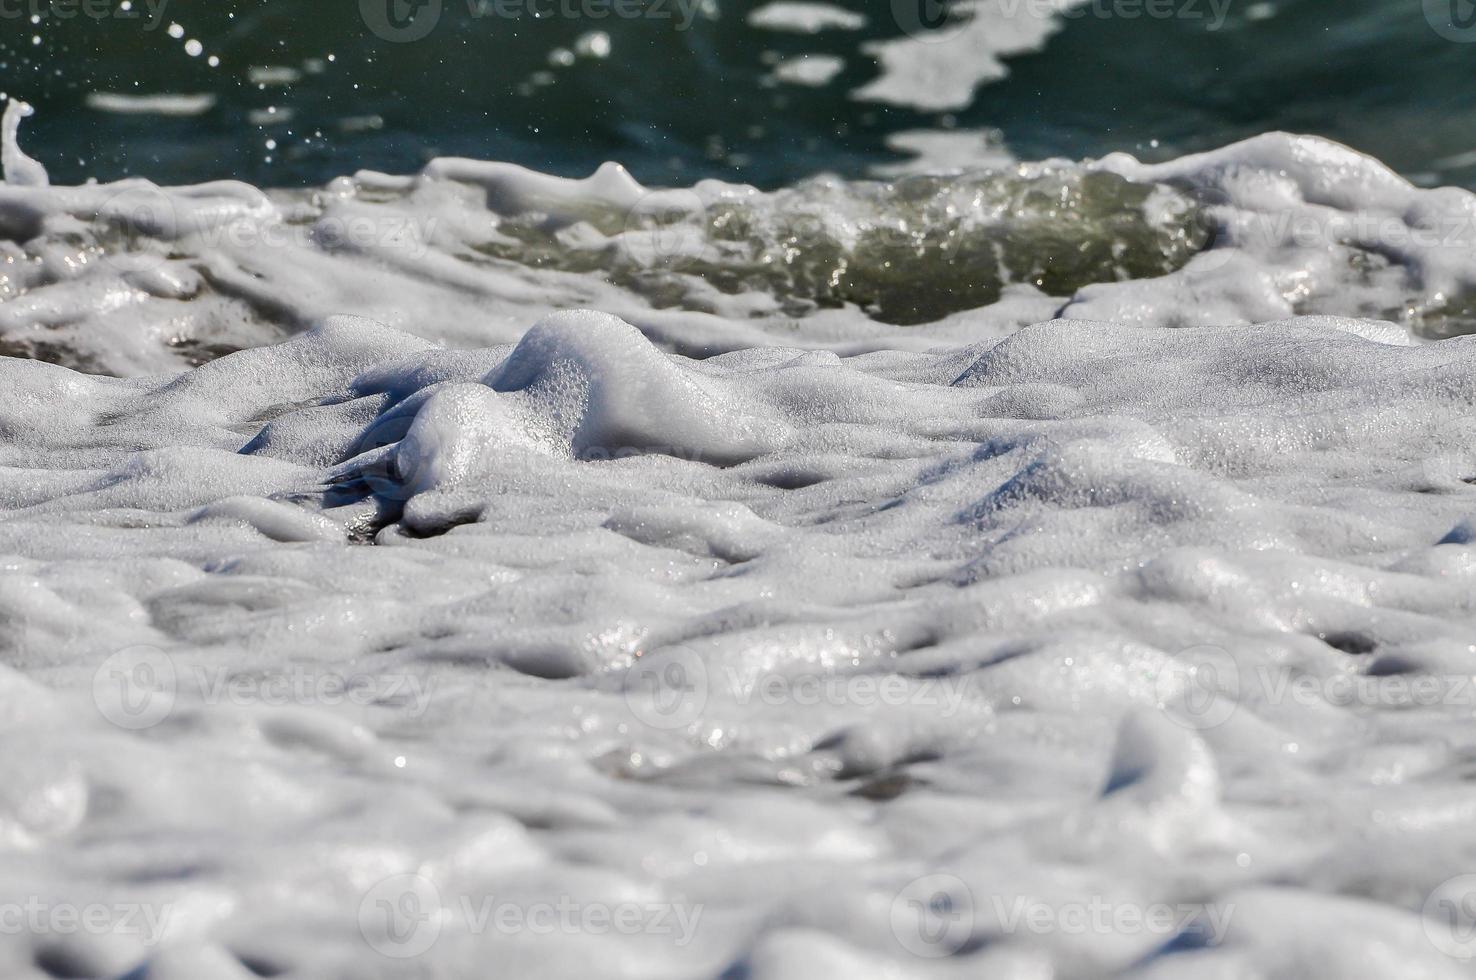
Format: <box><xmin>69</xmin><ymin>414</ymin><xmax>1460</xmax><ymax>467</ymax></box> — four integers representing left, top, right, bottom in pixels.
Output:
<box><xmin>3</xmin><ymin>107</ymin><xmax>1475</xmax><ymax>374</ymax></box>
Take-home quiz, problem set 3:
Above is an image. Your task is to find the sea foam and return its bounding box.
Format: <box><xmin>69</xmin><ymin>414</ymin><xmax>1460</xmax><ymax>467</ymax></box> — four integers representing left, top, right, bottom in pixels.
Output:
<box><xmin>2</xmin><ymin>102</ymin><xmax>1475</xmax><ymax>376</ymax></box>
<box><xmin>2</xmin><ymin>100</ymin><xmax>1476</xmax><ymax>978</ymax></box>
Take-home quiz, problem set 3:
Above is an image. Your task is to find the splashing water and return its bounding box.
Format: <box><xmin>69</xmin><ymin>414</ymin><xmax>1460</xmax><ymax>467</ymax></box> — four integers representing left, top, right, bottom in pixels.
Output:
<box><xmin>1</xmin><ymin>100</ymin><xmax>48</xmax><ymax>188</ymax></box>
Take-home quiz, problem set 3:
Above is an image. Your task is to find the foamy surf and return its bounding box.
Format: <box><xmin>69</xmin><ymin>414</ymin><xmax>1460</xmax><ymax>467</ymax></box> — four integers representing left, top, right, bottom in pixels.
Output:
<box><xmin>1</xmin><ymin>103</ymin><xmax>1473</xmax><ymax>376</ymax></box>
<box><xmin>1</xmin><ymin>304</ymin><xmax>1475</xmax><ymax>977</ymax></box>
<box><xmin>3</xmin><ymin>93</ymin><xmax>1476</xmax><ymax>978</ymax></box>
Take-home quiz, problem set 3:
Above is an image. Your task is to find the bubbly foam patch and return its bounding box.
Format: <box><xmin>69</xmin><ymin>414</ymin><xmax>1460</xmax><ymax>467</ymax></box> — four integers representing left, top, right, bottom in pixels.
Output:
<box><xmin>3</xmin><ymin>101</ymin><xmax>1476</xmax><ymax>375</ymax></box>
<box><xmin>1</xmin><ymin>311</ymin><xmax>1475</xmax><ymax>975</ymax></box>
<box><xmin>6</xmin><ymin>96</ymin><xmax>1476</xmax><ymax>976</ymax></box>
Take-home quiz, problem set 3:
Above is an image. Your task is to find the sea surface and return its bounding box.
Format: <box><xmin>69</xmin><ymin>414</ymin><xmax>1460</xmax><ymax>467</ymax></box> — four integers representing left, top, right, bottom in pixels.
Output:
<box><xmin>6</xmin><ymin>0</ymin><xmax>1476</xmax><ymax>189</ymax></box>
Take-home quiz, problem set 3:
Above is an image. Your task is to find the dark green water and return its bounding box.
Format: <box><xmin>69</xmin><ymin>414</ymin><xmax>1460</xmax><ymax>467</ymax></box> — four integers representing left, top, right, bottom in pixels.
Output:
<box><xmin>3</xmin><ymin>0</ymin><xmax>1475</xmax><ymax>188</ymax></box>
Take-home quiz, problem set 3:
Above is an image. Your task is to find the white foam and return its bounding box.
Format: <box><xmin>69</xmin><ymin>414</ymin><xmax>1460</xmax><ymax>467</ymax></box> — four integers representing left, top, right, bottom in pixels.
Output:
<box><xmin>84</xmin><ymin>92</ymin><xmax>218</xmax><ymax>117</ymax></box>
<box><xmin>871</xmin><ymin>127</ymin><xmax>1015</xmax><ymax>177</ymax></box>
<box><xmin>748</xmin><ymin>1</ymin><xmax>867</xmax><ymax>33</ymax></box>
<box><xmin>1</xmin><ymin>100</ymin><xmax>47</xmax><ymax>187</ymax></box>
<box><xmin>767</xmin><ymin>54</ymin><xmax>847</xmax><ymax>87</ymax></box>
<box><xmin>0</xmin><ymin>311</ymin><xmax>1474</xmax><ymax>975</ymax></box>
<box><xmin>853</xmin><ymin>0</ymin><xmax>1089</xmax><ymax>111</ymax></box>
<box><xmin>4</xmin><ymin>102</ymin><xmax>1470</xmax><ymax>377</ymax></box>
<box><xmin>3</xmin><ymin>99</ymin><xmax>1476</xmax><ymax>978</ymax></box>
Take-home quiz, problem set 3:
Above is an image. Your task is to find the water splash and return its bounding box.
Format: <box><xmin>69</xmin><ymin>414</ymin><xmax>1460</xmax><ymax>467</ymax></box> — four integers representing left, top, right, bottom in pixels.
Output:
<box><xmin>1</xmin><ymin>100</ymin><xmax>49</xmax><ymax>188</ymax></box>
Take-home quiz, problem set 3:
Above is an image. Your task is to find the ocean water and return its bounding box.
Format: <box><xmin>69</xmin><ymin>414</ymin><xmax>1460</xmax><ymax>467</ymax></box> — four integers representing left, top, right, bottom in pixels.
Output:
<box><xmin>7</xmin><ymin>0</ymin><xmax>1476</xmax><ymax>189</ymax></box>
<box><xmin>5</xmin><ymin>2</ymin><xmax>1476</xmax><ymax>979</ymax></box>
